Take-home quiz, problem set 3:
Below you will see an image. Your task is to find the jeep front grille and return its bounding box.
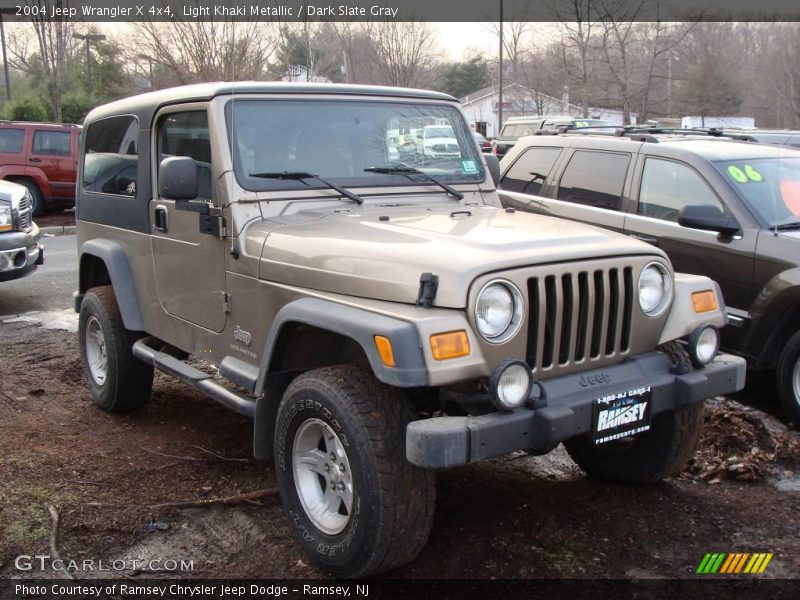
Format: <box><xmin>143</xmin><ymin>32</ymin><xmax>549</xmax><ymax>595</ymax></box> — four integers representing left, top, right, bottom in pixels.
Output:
<box><xmin>16</xmin><ymin>193</ymin><xmax>32</xmax><ymax>231</ymax></box>
<box><xmin>526</xmin><ymin>267</ymin><xmax>634</xmax><ymax>373</ymax></box>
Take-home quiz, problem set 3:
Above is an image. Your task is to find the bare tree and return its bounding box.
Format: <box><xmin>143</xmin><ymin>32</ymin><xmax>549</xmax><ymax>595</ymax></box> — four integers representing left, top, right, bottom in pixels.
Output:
<box><xmin>367</xmin><ymin>22</ymin><xmax>437</xmax><ymax>88</ymax></box>
<box><xmin>553</xmin><ymin>0</ymin><xmax>600</xmax><ymax>117</ymax></box>
<box><xmin>15</xmin><ymin>0</ymin><xmax>77</xmax><ymax>121</ymax></box>
<box><xmin>127</xmin><ymin>20</ymin><xmax>277</xmax><ymax>85</ymax></box>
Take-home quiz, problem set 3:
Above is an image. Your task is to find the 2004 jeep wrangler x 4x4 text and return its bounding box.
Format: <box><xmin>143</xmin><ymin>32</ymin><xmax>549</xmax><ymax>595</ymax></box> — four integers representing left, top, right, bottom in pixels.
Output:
<box><xmin>74</xmin><ymin>83</ymin><xmax>745</xmax><ymax>577</ymax></box>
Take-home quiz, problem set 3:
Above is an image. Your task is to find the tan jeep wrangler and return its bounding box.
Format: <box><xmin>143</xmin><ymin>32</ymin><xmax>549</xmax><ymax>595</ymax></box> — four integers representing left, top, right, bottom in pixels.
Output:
<box><xmin>74</xmin><ymin>82</ymin><xmax>745</xmax><ymax>577</ymax></box>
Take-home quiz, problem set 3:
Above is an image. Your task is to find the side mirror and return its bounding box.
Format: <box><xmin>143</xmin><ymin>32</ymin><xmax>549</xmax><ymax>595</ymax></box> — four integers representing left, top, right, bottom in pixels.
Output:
<box><xmin>678</xmin><ymin>204</ymin><xmax>740</xmax><ymax>236</ymax></box>
<box><xmin>483</xmin><ymin>153</ymin><xmax>501</xmax><ymax>187</ymax></box>
<box><xmin>158</xmin><ymin>156</ymin><xmax>198</xmax><ymax>200</ymax></box>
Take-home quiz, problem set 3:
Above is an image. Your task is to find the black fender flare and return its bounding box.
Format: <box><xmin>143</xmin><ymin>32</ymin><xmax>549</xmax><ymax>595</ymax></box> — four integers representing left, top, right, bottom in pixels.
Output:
<box><xmin>252</xmin><ymin>297</ymin><xmax>428</xmax><ymax>461</ymax></box>
<box><xmin>78</xmin><ymin>239</ymin><xmax>145</xmax><ymax>331</ymax></box>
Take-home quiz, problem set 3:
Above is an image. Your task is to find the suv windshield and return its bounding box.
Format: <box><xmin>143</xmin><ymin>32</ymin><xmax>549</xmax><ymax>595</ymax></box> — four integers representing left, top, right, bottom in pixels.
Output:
<box><xmin>714</xmin><ymin>157</ymin><xmax>800</xmax><ymax>227</ymax></box>
<box><xmin>424</xmin><ymin>126</ymin><xmax>454</xmax><ymax>139</ymax></box>
<box><xmin>227</xmin><ymin>99</ymin><xmax>484</xmax><ymax>192</ymax></box>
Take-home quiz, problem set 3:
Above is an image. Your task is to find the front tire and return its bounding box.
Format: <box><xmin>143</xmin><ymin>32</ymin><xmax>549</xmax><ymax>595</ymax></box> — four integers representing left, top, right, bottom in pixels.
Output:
<box><xmin>564</xmin><ymin>402</ymin><xmax>705</xmax><ymax>484</ymax></box>
<box><xmin>776</xmin><ymin>330</ymin><xmax>800</xmax><ymax>424</ymax></box>
<box><xmin>274</xmin><ymin>365</ymin><xmax>435</xmax><ymax>578</ymax></box>
<box><xmin>78</xmin><ymin>286</ymin><xmax>153</xmax><ymax>412</ymax></box>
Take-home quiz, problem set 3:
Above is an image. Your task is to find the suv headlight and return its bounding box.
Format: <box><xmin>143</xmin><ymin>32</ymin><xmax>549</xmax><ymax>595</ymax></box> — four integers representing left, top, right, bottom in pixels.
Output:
<box><xmin>638</xmin><ymin>262</ymin><xmax>673</xmax><ymax>316</ymax></box>
<box><xmin>0</xmin><ymin>205</ymin><xmax>12</xmax><ymax>232</ymax></box>
<box><xmin>475</xmin><ymin>280</ymin><xmax>524</xmax><ymax>342</ymax></box>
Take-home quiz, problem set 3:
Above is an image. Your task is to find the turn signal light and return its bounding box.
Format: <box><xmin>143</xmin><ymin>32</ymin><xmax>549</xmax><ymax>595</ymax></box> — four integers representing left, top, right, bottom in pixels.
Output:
<box><xmin>692</xmin><ymin>290</ymin><xmax>718</xmax><ymax>313</ymax></box>
<box><xmin>374</xmin><ymin>335</ymin><xmax>396</xmax><ymax>367</ymax></box>
<box><xmin>430</xmin><ymin>331</ymin><xmax>470</xmax><ymax>361</ymax></box>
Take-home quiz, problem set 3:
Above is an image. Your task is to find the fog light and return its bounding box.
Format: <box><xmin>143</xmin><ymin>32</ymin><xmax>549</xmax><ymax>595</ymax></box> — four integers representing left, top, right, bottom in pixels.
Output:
<box><xmin>489</xmin><ymin>359</ymin><xmax>532</xmax><ymax>411</ymax></box>
<box><xmin>688</xmin><ymin>326</ymin><xmax>719</xmax><ymax>368</ymax></box>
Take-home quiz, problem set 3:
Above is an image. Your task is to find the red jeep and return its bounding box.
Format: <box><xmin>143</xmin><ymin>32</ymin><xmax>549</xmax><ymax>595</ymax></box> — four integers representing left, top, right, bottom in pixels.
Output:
<box><xmin>0</xmin><ymin>121</ymin><xmax>81</xmax><ymax>215</ymax></box>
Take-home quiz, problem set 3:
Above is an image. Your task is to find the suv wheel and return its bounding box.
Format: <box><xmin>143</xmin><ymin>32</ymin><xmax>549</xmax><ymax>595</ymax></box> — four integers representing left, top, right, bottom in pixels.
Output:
<box><xmin>776</xmin><ymin>330</ymin><xmax>800</xmax><ymax>424</ymax></box>
<box><xmin>274</xmin><ymin>365</ymin><xmax>435</xmax><ymax>578</ymax></box>
<box><xmin>564</xmin><ymin>402</ymin><xmax>705</xmax><ymax>484</ymax></box>
<box><xmin>20</xmin><ymin>181</ymin><xmax>44</xmax><ymax>216</ymax></box>
<box><xmin>78</xmin><ymin>286</ymin><xmax>153</xmax><ymax>412</ymax></box>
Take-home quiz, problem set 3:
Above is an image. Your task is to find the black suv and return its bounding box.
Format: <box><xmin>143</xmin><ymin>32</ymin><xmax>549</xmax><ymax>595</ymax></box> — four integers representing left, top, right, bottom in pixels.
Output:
<box><xmin>497</xmin><ymin>128</ymin><xmax>800</xmax><ymax>423</ymax></box>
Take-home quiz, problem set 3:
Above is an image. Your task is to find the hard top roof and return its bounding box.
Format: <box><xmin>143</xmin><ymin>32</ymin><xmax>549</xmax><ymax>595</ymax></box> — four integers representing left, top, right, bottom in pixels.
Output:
<box><xmin>84</xmin><ymin>81</ymin><xmax>458</xmax><ymax>126</ymax></box>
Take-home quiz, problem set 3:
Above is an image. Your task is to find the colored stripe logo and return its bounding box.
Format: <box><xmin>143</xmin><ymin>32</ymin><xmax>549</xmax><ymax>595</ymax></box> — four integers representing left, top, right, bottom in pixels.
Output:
<box><xmin>696</xmin><ymin>553</ymin><xmax>773</xmax><ymax>574</ymax></box>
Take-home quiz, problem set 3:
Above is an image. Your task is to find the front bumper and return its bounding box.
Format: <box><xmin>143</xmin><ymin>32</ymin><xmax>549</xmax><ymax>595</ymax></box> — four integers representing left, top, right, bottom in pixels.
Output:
<box><xmin>406</xmin><ymin>351</ymin><xmax>746</xmax><ymax>469</ymax></box>
<box><xmin>0</xmin><ymin>228</ymin><xmax>43</xmax><ymax>282</ymax></box>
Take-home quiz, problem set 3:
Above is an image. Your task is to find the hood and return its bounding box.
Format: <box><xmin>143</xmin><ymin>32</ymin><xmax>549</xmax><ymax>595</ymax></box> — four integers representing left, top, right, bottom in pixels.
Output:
<box><xmin>253</xmin><ymin>205</ymin><xmax>663</xmax><ymax>307</ymax></box>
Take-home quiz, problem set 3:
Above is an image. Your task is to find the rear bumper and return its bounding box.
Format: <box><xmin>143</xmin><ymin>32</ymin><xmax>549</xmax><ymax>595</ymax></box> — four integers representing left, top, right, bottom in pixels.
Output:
<box><xmin>406</xmin><ymin>351</ymin><xmax>746</xmax><ymax>469</ymax></box>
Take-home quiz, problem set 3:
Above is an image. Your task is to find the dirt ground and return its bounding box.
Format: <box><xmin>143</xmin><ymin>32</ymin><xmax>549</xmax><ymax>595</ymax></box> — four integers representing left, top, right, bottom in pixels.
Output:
<box><xmin>1</xmin><ymin>319</ymin><xmax>799</xmax><ymax>580</ymax></box>
<box><xmin>35</xmin><ymin>210</ymin><xmax>75</xmax><ymax>229</ymax></box>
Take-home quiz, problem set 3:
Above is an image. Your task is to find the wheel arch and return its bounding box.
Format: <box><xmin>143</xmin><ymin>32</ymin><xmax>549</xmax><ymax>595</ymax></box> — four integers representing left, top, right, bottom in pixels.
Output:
<box><xmin>252</xmin><ymin>297</ymin><xmax>428</xmax><ymax>461</ymax></box>
<box><xmin>77</xmin><ymin>239</ymin><xmax>145</xmax><ymax>331</ymax></box>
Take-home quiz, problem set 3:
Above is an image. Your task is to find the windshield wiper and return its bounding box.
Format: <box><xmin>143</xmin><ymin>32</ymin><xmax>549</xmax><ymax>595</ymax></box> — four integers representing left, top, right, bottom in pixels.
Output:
<box><xmin>249</xmin><ymin>171</ymin><xmax>364</xmax><ymax>205</ymax></box>
<box><xmin>774</xmin><ymin>222</ymin><xmax>800</xmax><ymax>231</ymax></box>
<box><xmin>364</xmin><ymin>165</ymin><xmax>465</xmax><ymax>200</ymax></box>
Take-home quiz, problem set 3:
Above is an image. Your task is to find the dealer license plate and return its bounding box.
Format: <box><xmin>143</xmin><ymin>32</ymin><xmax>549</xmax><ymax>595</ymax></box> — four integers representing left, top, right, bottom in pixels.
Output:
<box><xmin>592</xmin><ymin>387</ymin><xmax>652</xmax><ymax>445</ymax></box>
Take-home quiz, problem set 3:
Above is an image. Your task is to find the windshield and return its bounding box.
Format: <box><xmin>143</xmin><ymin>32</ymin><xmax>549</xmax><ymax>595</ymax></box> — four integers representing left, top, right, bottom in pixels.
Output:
<box><xmin>226</xmin><ymin>99</ymin><xmax>484</xmax><ymax>192</ymax></box>
<box><xmin>714</xmin><ymin>157</ymin><xmax>800</xmax><ymax>227</ymax></box>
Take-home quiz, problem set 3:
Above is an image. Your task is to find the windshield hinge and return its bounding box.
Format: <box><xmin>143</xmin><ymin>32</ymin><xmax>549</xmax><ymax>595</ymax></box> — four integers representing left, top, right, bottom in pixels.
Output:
<box><xmin>416</xmin><ymin>272</ymin><xmax>439</xmax><ymax>308</ymax></box>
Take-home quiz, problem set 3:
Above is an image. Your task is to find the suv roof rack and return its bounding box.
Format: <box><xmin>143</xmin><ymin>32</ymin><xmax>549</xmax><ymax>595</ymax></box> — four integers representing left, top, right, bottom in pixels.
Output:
<box><xmin>536</xmin><ymin>124</ymin><xmax>757</xmax><ymax>143</ymax></box>
<box><xmin>0</xmin><ymin>120</ymin><xmax>81</xmax><ymax>128</ymax></box>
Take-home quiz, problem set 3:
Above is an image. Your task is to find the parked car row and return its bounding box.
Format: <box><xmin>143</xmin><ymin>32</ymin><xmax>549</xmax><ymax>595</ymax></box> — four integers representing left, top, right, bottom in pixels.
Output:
<box><xmin>497</xmin><ymin>125</ymin><xmax>800</xmax><ymax>423</ymax></box>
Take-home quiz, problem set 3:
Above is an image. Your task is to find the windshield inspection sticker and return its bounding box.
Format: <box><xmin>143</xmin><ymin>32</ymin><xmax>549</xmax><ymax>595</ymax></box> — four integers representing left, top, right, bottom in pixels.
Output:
<box><xmin>461</xmin><ymin>159</ymin><xmax>479</xmax><ymax>174</ymax></box>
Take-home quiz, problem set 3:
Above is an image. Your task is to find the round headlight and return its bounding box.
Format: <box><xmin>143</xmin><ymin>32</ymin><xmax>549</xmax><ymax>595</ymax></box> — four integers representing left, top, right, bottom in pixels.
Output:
<box><xmin>638</xmin><ymin>263</ymin><xmax>672</xmax><ymax>316</ymax></box>
<box><xmin>490</xmin><ymin>359</ymin><xmax>532</xmax><ymax>411</ymax></box>
<box><xmin>475</xmin><ymin>280</ymin><xmax>523</xmax><ymax>342</ymax></box>
<box><xmin>688</xmin><ymin>325</ymin><xmax>719</xmax><ymax>367</ymax></box>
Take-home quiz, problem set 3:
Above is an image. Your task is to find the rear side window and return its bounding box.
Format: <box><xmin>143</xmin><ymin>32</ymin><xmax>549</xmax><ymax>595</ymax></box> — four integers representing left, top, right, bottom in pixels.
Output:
<box><xmin>82</xmin><ymin>116</ymin><xmax>138</xmax><ymax>197</ymax></box>
<box><xmin>638</xmin><ymin>158</ymin><xmax>723</xmax><ymax>222</ymax></box>
<box><xmin>557</xmin><ymin>150</ymin><xmax>630</xmax><ymax>210</ymax></box>
<box><xmin>501</xmin><ymin>147</ymin><xmax>561</xmax><ymax>195</ymax></box>
<box><xmin>0</xmin><ymin>128</ymin><xmax>25</xmax><ymax>153</ymax></box>
<box><xmin>32</xmin><ymin>130</ymin><xmax>71</xmax><ymax>156</ymax></box>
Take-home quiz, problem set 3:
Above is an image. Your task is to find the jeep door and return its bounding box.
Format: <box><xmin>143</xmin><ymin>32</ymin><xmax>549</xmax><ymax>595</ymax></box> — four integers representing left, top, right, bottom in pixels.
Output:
<box><xmin>29</xmin><ymin>129</ymin><xmax>76</xmax><ymax>201</ymax></box>
<box><xmin>624</xmin><ymin>156</ymin><xmax>757</xmax><ymax>321</ymax></box>
<box><xmin>149</xmin><ymin>106</ymin><xmax>227</xmax><ymax>333</ymax></box>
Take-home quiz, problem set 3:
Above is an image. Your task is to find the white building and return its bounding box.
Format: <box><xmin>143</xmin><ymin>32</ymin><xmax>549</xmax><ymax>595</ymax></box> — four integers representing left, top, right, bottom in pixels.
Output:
<box><xmin>459</xmin><ymin>82</ymin><xmax>636</xmax><ymax>137</ymax></box>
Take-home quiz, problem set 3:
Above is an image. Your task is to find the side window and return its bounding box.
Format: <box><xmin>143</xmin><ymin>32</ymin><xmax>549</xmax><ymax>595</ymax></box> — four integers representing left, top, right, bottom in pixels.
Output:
<box><xmin>82</xmin><ymin>116</ymin><xmax>139</xmax><ymax>197</ymax></box>
<box><xmin>32</xmin><ymin>130</ymin><xmax>71</xmax><ymax>156</ymax></box>
<box><xmin>557</xmin><ymin>150</ymin><xmax>631</xmax><ymax>211</ymax></box>
<box><xmin>0</xmin><ymin>128</ymin><xmax>25</xmax><ymax>153</ymax></box>
<box><xmin>500</xmin><ymin>147</ymin><xmax>561</xmax><ymax>195</ymax></box>
<box><xmin>638</xmin><ymin>158</ymin><xmax>723</xmax><ymax>222</ymax></box>
<box><xmin>157</xmin><ymin>111</ymin><xmax>211</xmax><ymax>200</ymax></box>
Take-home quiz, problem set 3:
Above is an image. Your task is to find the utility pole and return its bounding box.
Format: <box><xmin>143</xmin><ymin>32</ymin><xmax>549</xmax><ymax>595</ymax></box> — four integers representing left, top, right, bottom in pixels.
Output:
<box><xmin>0</xmin><ymin>8</ymin><xmax>14</xmax><ymax>101</ymax></box>
<box><xmin>137</xmin><ymin>54</ymin><xmax>155</xmax><ymax>89</ymax></box>
<box><xmin>498</xmin><ymin>0</ymin><xmax>504</xmax><ymax>136</ymax></box>
<box><xmin>72</xmin><ymin>32</ymin><xmax>106</xmax><ymax>97</ymax></box>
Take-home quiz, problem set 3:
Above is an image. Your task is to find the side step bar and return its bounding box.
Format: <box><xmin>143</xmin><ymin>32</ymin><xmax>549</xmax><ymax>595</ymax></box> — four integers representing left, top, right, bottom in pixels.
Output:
<box><xmin>133</xmin><ymin>337</ymin><xmax>256</xmax><ymax>419</ymax></box>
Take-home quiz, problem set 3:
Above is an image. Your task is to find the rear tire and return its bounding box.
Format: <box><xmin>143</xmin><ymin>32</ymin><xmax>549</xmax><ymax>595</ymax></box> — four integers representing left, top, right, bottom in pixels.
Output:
<box><xmin>776</xmin><ymin>330</ymin><xmax>800</xmax><ymax>425</ymax></box>
<box><xmin>78</xmin><ymin>286</ymin><xmax>153</xmax><ymax>412</ymax></box>
<box><xmin>274</xmin><ymin>365</ymin><xmax>435</xmax><ymax>578</ymax></box>
<box><xmin>564</xmin><ymin>402</ymin><xmax>705</xmax><ymax>484</ymax></box>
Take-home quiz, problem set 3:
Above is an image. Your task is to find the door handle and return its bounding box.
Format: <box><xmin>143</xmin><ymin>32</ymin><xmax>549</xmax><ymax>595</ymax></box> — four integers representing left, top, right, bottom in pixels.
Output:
<box><xmin>154</xmin><ymin>206</ymin><xmax>168</xmax><ymax>232</ymax></box>
<box><xmin>28</xmin><ymin>157</ymin><xmax>42</xmax><ymax>163</ymax></box>
<box><xmin>628</xmin><ymin>233</ymin><xmax>659</xmax><ymax>246</ymax></box>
